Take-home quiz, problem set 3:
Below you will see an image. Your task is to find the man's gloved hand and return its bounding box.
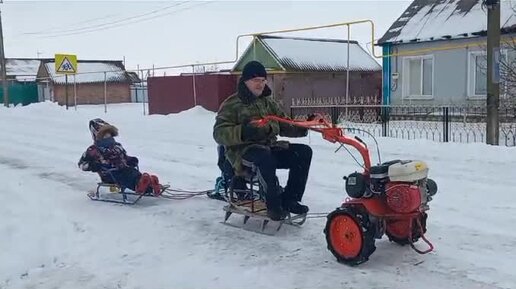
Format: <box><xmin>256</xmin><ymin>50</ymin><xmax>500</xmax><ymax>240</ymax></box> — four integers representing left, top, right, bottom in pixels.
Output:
<box><xmin>291</xmin><ymin>114</ymin><xmax>317</xmax><ymax>137</ymax></box>
<box><xmin>296</xmin><ymin>126</ymin><xmax>308</xmax><ymax>137</ymax></box>
<box><xmin>289</xmin><ymin>114</ymin><xmax>317</xmax><ymax>136</ymax></box>
<box><xmin>241</xmin><ymin>119</ymin><xmax>272</xmax><ymax>141</ymax></box>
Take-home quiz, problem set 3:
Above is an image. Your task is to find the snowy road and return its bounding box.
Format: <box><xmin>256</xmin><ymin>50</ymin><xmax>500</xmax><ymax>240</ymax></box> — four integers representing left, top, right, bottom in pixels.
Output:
<box><xmin>1</xmin><ymin>103</ymin><xmax>515</xmax><ymax>289</ymax></box>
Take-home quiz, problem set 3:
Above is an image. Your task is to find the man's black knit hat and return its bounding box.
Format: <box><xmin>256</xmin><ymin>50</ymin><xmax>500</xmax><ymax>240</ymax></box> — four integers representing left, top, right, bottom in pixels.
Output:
<box><xmin>241</xmin><ymin>60</ymin><xmax>267</xmax><ymax>81</ymax></box>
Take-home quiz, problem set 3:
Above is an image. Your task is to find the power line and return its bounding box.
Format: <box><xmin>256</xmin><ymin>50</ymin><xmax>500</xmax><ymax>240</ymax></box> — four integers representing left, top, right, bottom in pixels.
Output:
<box><xmin>35</xmin><ymin>1</ymin><xmax>213</xmax><ymax>39</ymax></box>
<box><xmin>22</xmin><ymin>13</ymin><xmax>121</xmax><ymax>35</ymax></box>
<box><xmin>24</xmin><ymin>1</ymin><xmax>190</xmax><ymax>36</ymax></box>
<box><xmin>23</xmin><ymin>0</ymin><xmax>191</xmax><ymax>36</ymax></box>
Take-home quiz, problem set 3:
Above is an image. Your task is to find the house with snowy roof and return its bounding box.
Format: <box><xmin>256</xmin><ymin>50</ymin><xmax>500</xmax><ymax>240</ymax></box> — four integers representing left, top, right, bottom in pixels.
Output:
<box><xmin>378</xmin><ymin>0</ymin><xmax>516</xmax><ymax>105</ymax></box>
<box><xmin>36</xmin><ymin>59</ymin><xmax>140</xmax><ymax>106</ymax></box>
<box><xmin>232</xmin><ymin>35</ymin><xmax>382</xmax><ymax>112</ymax></box>
<box><xmin>0</xmin><ymin>58</ymin><xmax>50</xmax><ymax>105</ymax></box>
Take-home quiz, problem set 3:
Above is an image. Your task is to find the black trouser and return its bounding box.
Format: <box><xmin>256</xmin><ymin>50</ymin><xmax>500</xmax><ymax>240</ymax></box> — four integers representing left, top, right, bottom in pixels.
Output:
<box><xmin>110</xmin><ymin>167</ymin><xmax>142</xmax><ymax>191</ymax></box>
<box><xmin>218</xmin><ymin>145</ymin><xmax>247</xmax><ymax>191</ymax></box>
<box><xmin>241</xmin><ymin>143</ymin><xmax>312</xmax><ymax>210</ymax></box>
<box><xmin>218</xmin><ymin>145</ymin><xmax>237</xmax><ymax>182</ymax></box>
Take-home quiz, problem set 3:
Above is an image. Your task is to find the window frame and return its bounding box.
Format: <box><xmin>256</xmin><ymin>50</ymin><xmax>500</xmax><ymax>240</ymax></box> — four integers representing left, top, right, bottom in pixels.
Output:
<box><xmin>402</xmin><ymin>55</ymin><xmax>435</xmax><ymax>100</ymax></box>
<box><xmin>467</xmin><ymin>50</ymin><xmax>488</xmax><ymax>99</ymax></box>
<box><xmin>468</xmin><ymin>49</ymin><xmax>513</xmax><ymax>100</ymax></box>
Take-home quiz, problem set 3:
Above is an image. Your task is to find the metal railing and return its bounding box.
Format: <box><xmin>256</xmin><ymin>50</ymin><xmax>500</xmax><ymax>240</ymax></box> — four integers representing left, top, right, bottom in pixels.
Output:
<box><xmin>290</xmin><ymin>104</ymin><xmax>516</xmax><ymax>146</ymax></box>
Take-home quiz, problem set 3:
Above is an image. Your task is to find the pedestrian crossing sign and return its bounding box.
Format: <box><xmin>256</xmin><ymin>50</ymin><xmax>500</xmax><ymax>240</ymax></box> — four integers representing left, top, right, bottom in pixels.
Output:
<box><xmin>55</xmin><ymin>54</ymin><xmax>77</xmax><ymax>74</ymax></box>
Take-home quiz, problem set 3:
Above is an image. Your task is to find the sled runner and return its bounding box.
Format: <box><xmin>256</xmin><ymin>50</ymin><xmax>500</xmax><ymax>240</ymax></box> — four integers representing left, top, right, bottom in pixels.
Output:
<box><xmin>223</xmin><ymin>199</ymin><xmax>307</xmax><ymax>234</ymax></box>
<box><xmin>87</xmin><ymin>182</ymin><xmax>170</xmax><ymax>205</ymax></box>
<box><xmin>87</xmin><ymin>182</ymin><xmax>209</xmax><ymax>205</ymax></box>
<box><xmin>219</xmin><ymin>170</ymin><xmax>307</xmax><ymax>234</ymax></box>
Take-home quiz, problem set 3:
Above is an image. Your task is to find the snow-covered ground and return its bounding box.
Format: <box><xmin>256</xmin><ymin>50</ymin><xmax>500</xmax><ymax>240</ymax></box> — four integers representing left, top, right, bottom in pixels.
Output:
<box><xmin>1</xmin><ymin>102</ymin><xmax>515</xmax><ymax>289</ymax></box>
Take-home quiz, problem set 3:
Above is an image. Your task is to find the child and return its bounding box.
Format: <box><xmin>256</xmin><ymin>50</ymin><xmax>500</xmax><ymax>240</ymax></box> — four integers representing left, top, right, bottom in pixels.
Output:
<box><xmin>78</xmin><ymin>118</ymin><xmax>161</xmax><ymax>196</ymax></box>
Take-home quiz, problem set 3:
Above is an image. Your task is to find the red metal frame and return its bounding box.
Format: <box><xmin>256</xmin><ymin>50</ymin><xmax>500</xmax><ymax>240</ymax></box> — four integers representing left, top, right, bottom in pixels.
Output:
<box><xmin>255</xmin><ymin>115</ymin><xmax>372</xmax><ymax>175</ymax></box>
<box><xmin>256</xmin><ymin>114</ymin><xmax>433</xmax><ymax>255</ymax></box>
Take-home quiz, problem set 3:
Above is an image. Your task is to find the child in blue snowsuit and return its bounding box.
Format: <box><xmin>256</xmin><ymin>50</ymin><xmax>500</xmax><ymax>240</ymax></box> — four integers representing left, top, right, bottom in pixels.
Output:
<box><xmin>78</xmin><ymin>118</ymin><xmax>161</xmax><ymax>195</ymax></box>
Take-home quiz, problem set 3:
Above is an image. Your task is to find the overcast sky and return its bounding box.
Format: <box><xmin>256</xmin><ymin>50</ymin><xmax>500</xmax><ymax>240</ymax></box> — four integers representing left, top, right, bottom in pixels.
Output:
<box><xmin>1</xmin><ymin>0</ymin><xmax>411</xmax><ymax>72</ymax></box>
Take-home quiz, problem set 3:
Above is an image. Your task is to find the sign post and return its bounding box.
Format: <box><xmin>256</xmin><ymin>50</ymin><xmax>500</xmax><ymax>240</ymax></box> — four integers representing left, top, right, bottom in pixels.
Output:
<box><xmin>55</xmin><ymin>54</ymin><xmax>77</xmax><ymax>109</ymax></box>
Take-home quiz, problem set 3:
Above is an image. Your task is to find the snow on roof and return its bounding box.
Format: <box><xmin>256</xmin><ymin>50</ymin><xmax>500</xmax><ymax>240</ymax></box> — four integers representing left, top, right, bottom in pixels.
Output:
<box><xmin>378</xmin><ymin>0</ymin><xmax>516</xmax><ymax>45</ymax></box>
<box><xmin>6</xmin><ymin>59</ymin><xmax>42</xmax><ymax>82</ymax></box>
<box><xmin>259</xmin><ymin>36</ymin><xmax>381</xmax><ymax>72</ymax></box>
<box><xmin>44</xmin><ymin>61</ymin><xmax>133</xmax><ymax>84</ymax></box>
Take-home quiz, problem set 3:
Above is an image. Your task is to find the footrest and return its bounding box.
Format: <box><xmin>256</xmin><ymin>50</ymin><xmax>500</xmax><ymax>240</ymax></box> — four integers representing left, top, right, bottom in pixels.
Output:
<box><xmin>229</xmin><ymin>200</ymin><xmax>268</xmax><ymax>215</ymax></box>
<box><xmin>223</xmin><ymin>201</ymin><xmax>307</xmax><ymax>225</ymax></box>
<box><xmin>224</xmin><ymin>203</ymin><xmax>268</xmax><ymax>219</ymax></box>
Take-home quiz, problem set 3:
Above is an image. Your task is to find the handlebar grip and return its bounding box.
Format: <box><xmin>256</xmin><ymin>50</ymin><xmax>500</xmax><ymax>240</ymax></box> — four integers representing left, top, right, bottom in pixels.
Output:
<box><xmin>355</xmin><ymin>136</ymin><xmax>367</xmax><ymax>147</ymax></box>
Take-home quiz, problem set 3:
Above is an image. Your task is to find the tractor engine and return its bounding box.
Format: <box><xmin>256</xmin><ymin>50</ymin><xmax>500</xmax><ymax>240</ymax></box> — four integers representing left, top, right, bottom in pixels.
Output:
<box><xmin>385</xmin><ymin>160</ymin><xmax>433</xmax><ymax>213</ymax></box>
<box><xmin>385</xmin><ymin>182</ymin><xmax>422</xmax><ymax>213</ymax></box>
<box><xmin>345</xmin><ymin>160</ymin><xmax>438</xmax><ymax>213</ymax></box>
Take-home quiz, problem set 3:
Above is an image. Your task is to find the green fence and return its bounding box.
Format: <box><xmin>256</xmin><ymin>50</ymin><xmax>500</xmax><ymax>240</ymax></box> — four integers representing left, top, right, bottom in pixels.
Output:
<box><xmin>0</xmin><ymin>82</ymin><xmax>39</xmax><ymax>106</ymax></box>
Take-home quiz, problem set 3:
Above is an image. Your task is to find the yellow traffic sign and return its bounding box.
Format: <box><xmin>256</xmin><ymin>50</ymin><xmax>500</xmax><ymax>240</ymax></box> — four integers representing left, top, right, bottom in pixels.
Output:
<box><xmin>55</xmin><ymin>54</ymin><xmax>77</xmax><ymax>74</ymax></box>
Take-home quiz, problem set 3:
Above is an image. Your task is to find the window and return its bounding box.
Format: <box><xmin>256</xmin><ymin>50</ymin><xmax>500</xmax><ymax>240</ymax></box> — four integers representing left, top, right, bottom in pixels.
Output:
<box><xmin>474</xmin><ymin>54</ymin><xmax>487</xmax><ymax>95</ymax></box>
<box><xmin>403</xmin><ymin>56</ymin><xmax>434</xmax><ymax>98</ymax></box>
<box><xmin>468</xmin><ymin>51</ymin><xmax>487</xmax><ymax>98</ymax></box>
<box><xmin>468</xmin><ymin>49</ymin><xmax>515</xmax><ymax>98</ymax></box>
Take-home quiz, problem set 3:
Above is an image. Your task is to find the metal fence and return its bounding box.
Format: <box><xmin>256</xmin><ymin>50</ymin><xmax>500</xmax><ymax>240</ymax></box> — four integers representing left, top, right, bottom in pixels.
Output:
<box><xmin>0</xmin><ymin>79</ymin><xmax>40</xmax><ymax>106</ymax></box>
<box><xmin>130</xmin><ymin>83</ymin><xmax>148</xmax><ymax>103</ymax></box>
<box><xmin>290</xmin><ymin>104</ymin><xmax>516</xmax><ymax>146</ymax></box>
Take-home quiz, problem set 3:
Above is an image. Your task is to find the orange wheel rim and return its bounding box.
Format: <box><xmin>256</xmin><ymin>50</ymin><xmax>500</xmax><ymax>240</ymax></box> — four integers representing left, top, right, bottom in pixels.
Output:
<box><xmin>329</xmin><ymin>215</ymin><xmax>362</xmax><ymax>258</ymax></box>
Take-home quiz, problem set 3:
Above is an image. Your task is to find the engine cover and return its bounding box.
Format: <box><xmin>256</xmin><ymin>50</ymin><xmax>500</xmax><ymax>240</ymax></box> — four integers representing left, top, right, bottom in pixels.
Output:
<box><xmin>369</xmin><ymin>160</ymin><xmax>401</xmax><ymax>193</ymax></box>
<box><xmin>388</xmin><ymin>160</ymin><xmax>429</xmax><ymax>182</ymax></box>
<box><xmin>345</xmin><ymin>172</ymin><xmax>366</xmax><ymax>198</ymax></box>
<box><xmin>385</xmin><ymin>183</ymin><xmax>422</xmax><ymax>213</ymax></box>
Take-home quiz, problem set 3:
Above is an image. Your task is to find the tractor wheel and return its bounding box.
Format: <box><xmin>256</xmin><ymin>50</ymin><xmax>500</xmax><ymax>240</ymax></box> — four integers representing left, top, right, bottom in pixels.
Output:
<box><xmin>386</xmin><ymin>212</ymin><xmax>427</xmax><ymax>245</ymax></box>
<box><xmin>324</xmin><ymin>206</ymin><xmax>376</xmax><ymax>266</ymax></box>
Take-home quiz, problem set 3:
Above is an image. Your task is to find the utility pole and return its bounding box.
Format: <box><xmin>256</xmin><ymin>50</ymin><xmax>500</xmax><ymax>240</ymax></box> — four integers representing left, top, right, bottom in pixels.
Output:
<box><xmin>486</xmin><ymin>0</ymin><xmax>501</xmax><ymax>145</ymax></box>
<box><xmin>0</xmin><ymin>4</ymin><xmax>9</xmax><ymax>107</ymax></box>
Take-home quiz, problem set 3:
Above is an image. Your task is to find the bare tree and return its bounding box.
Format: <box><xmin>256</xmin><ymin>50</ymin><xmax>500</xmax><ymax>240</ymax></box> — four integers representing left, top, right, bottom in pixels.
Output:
<box><xmin>477</xmin><ymin>36</ymin><xmax>516</xmax><ymax>104</ymax></box>
<box><xmin>500</xmin><ymin>37</ymin><xmax>516</xmax><ymax>102</ymax></box>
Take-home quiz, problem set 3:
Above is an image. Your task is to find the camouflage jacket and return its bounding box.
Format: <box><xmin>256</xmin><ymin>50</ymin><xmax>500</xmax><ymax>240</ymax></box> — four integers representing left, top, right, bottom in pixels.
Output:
<box><xmin>213</xmin><ymin>81</ymin><xmax>307</xmax><ymax>172</ymax></box>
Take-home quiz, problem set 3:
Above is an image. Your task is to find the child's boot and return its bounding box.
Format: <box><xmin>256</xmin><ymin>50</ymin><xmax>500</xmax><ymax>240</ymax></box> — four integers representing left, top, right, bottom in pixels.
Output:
<box><xmin>136</xmin><ymin>173</ymin><xmax>151</xmax><ymax>195</ymax></box>
<box><xmin>150</xmin><ymin>175</ymin><xmax>162</xmax><ymax>196</ymax></box>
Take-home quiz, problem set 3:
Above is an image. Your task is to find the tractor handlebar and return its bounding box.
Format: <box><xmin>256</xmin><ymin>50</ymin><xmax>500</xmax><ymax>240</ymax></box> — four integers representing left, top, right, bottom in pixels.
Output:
<box><xmin>256</xmin><ymin>114</ymin><xmax>372</xmax><ymax>174</ymax></box>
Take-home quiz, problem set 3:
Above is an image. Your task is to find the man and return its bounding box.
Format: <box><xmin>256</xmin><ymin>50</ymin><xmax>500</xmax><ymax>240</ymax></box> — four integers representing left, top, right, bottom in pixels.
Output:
<box><xmin>213</xmin><ymin>60</ymin><xmax>312</xmax><ymax>221</ymax></box>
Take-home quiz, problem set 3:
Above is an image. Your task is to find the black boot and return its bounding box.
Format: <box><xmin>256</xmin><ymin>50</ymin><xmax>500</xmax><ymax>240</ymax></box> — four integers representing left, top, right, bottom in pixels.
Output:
<box><xmin>267</xmin><ymin>205</ymin><xmax>288</xmax><ymax>221</ymax></box>
<box><xmin>266</xmin><ymin>192</ymin><xmax>288</xmax><ymax>221</ymax></box>
<box><xmin>284</xmin><ymin>200</ymin><xmax>309</xmax><ymax>215</ymax></box>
